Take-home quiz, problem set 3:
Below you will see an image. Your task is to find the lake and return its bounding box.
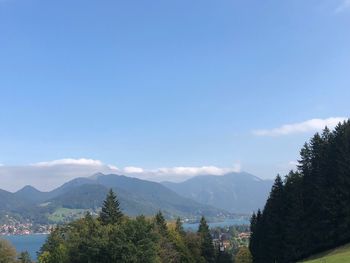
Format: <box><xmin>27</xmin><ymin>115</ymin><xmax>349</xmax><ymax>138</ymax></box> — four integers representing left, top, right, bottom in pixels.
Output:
<box><xmin>1</xmin><ymin>218</ymin><xmax>249</xmax><ymax>261</ymax></box>
<box><xmin>2</xmin><ymin>234</ymin><xmax>48</xmax><ymax>261</ymax></box>
<box><xmin>183</xmin><ymin>217</ymin><xmax>250</xmax><ymax>231</ymax></box>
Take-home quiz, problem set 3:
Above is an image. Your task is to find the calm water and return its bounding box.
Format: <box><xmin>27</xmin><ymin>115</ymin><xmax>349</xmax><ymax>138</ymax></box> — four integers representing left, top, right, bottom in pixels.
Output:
<box><xmin>183</xmin><ymin>217</ymin><xmax>249</xmax><ymax>231</ymax></box>
<box><xmin>2</xmin><ymin>234</ymin><xmax>48</xmax><ymax>261</ymax></box>
<box><xmin>1</xmin><ymin>218</ymin><xmax>248</xmax><ymax>260</ymax></box>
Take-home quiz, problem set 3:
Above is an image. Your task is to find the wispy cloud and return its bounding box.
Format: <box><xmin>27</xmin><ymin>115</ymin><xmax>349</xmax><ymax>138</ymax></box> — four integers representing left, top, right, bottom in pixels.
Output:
<box><xmin>252</xmin><ymin>117</ymin><xmax>347</xmax><ymax>136</ymax></box>
<box><xmin>32</xmin><ymin>158</ymin><xmax>103</xmax><ymax>167</ymax></box>
<box><xmin>0</xmin><ymin>158</ymin><xmax>242</xmax><ymax>191</ymax></box>
<box><xmin>154</xmin><ymin>165</ymin><xmax>240</xmax><ymax>176</ymax></box>
<box><xmin>123</xmin><ymin>166</ymin><xmax>144</xmax><ymax>173</ymax></box>
<box><xmin>335</xmin><ymin>0</ymin><xmax>350</xmax><ymax>13</ymax></box>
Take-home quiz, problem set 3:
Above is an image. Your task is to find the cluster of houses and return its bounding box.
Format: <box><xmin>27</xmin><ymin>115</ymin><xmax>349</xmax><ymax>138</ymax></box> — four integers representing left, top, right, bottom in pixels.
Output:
<box><xmin>0</xmin><ymin>215</ymin><xmax>52</xmax><ymax>235</ymax></box>
<box><xmin>0</xmin><ymin>222</ymin><xmax>33</xmax><ymax>235</ymax></box>
<box><xmin>213</xmin><ymin>231</ymin><xmax>251</xmax><ymax>252</ymax></box>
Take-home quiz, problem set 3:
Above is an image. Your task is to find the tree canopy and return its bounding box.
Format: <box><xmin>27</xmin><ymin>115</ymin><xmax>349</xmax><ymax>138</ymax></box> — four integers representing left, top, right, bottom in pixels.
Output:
<box><xmin>38</xmin><ymin>193</ymin><xmax>231</xmax><ymax>263</ymax></box>
<box><xmin>250</xmin><ymin>120</ymin><xmax>350</xmax><ymax>263</ymax></box>
<box><xmin>0</xmin><ymin>239</ymin><xmax>17</xmax><ymax>263</ymax></box>
<box><xmin>99</xmin><ymin>189</ymin><xmax>123</xmax><ymax>225</ymax></box>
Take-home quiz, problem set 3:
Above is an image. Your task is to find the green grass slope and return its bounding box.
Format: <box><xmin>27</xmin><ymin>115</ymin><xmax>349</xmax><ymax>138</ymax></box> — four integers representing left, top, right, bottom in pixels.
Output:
<box><xmin>300</xmin><ymin>243</ymin><xmax>350</xmax><ymax>263</ymax></box>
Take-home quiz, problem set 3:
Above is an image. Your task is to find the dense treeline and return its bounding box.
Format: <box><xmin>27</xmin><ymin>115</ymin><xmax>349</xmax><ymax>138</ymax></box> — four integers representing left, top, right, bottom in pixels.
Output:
<box><xmin>38</xmin><ymin>189</ymin><xmax>235</xmax><ymax>263</ymax></box>
<box><xmin>249</xmin><ymin>120</ymin><xmax>350</xmax><ymax>262</ymax></box>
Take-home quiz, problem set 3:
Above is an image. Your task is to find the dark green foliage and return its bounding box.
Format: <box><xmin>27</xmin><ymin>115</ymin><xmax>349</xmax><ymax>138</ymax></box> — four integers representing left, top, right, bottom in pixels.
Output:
<box><xmin>154</xmin><ymin>211</ymin><xmax>168</xmax><ymax>236</ymax></box>
<box><xmin>260</xmin><ymin>175</ymin><xmax>285</xmax><ymax>262</ymax></box>
<box><xmin>39</xmin><ymin>191</ymin><xmax>221</xmax><ymax>263</ymax></box>
<box><xmin>184</xmin><ymin>232</ymin><xmax>205</xmax><ymax>263</ymax></box>
<box><xmin>18</xmin><ymin>251</ymin><xmax>32</xmax><ymax>263</ymax></box>
<box><xmin>198</xmin><ymin>216</ymin><xmax>216</xmax><ymax>263</ymax></box>
<box><xmin>39</xmin><ymin>214</ymin><xmax>157</xmax><ymax>263</ymax></box>
<box><xmin>175</xmin><ymin>217</ymin><xmax>185</xmax><ymax>236</ymax></box>
<box><xmin>235</xmin><ymin>247</ymin><xmax>252</xmax><ymax>263</ymax></box>
<box><xmin>250</xmin><ymin>120</ymin><xmax>350</xmax><ymax>263</ymax></box>
<box><xmin>216</xmin><ymin>251</ymin><xmax>232</xmax><ymax>263</ymax></box>
<box><xmin>99</xmin><ymin>189</ymin><xmax>123</xmax><ymax>225</ymax></box>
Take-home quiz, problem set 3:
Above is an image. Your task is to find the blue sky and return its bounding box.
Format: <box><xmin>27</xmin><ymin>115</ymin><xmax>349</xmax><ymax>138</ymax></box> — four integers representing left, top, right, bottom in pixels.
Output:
<box><xmin>0</xmin><ymin>0</ymin><xmax>350</xmax><ymax>190</ymax></box>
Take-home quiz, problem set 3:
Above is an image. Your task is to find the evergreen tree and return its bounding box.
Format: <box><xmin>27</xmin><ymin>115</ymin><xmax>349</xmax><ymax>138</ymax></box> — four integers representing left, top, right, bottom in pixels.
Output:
<box><xmin>282</xmin><ymin>171</ymin><xmax>304</xmax><ymax>261</ymax></box>
<box><xmin>154</xmin><ymin>210</ymin><xmax>168</xmax><ymax>236</ymax></box>
<box><xmin>216</xmin><ymin>251</ymin><xmax>232</xmax><ymax>263</ymax></box>
<box><xmin>175</xmin><ymin>217</ymin><xmax>185</xmax><ymax>236</ymax></box>
<box><xmin>249</xmin><ymin>120</ymin><xmax>350</xmax><ymax>262</ymax></box>
<box><xmin>18</xmin><ymin>251</ymin><xmax>32</xmax><ymax>263</ymax></box>
<box><xmin>260</xmin><ymin>175</ymin><xmax>285</xmax><ymax>262</ymax></box>
<box><xmin>198</xmin><ymin>216</ymin><xmax>215</xmax><ymax>263</ymax></box>
<box><xmin>99</xmin><ymin>189</ymin><xmax>123</xmax><ymax>225</ymax></box>
<box><xmin>249</xmin><ymin>212</ymin><xmax>258</xmax><ymax>261</ymax></box>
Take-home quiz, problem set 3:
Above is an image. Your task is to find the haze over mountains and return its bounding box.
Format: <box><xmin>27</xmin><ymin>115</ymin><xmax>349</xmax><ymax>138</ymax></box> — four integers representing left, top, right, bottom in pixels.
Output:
<box><xmin>0</xmin><ymin>172</ymin><xmax>272</xmax><ymax>224</ymax></box>
<box><xmin>162</xmin><ymin>172</ymin><xmax>273</xmax><ymax>213</ymax></box>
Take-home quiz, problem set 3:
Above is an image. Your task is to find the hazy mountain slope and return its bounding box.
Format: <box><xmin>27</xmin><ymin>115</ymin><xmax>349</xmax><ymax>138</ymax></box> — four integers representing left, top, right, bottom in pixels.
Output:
<box><xmin>48</xmin><ymin>173</ymin><xmax>228</xmax><ymax>218</ymax></box>
<box><xmin>0</xmin><ymin>189</ymin><xmax>51</xmax><ymax>224</ymax></box>
<box><xmin>0</xmin><ymin>189</ymin><xmax>29</xmax><ymax>210</ymax></box>
<box><xmin>46</xmin><ymin>184</ymin><xmax>158</xmax><ymax>216</ymax></box>
<box><xmin>1</xmin><ymin>173</ymin><xmax>230</xmax><ymax>223</ymax></box>
<box><xmin>14</xmin><ymin>185</ymin><xmax>51</xmax><ymax>203</ymax></box>
<box><xmin>95</xmin><ymin>174</ymin><xmax>223</xmax><ymax>214</ymax></box>
<box><xmin>162</xmin><ymin>172</ymin><xmax>273</xmax><ymax>213</ymax></box>
<box><xmin>13</xmin><ymin>178</ymin><xmax>95</xmax><ymax>203</ymax></box>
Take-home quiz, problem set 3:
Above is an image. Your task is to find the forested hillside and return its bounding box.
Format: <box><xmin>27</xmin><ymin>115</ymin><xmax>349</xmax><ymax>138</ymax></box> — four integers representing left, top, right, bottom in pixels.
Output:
<box><xmin>0</xmin><ymin>174</ymin><xmax>228</xmax><ymax>225</ymax></box>
<box><xmin>250</xmin><ymin>120</ymin><xmax>350</xmax><ymax>263</ymax></box>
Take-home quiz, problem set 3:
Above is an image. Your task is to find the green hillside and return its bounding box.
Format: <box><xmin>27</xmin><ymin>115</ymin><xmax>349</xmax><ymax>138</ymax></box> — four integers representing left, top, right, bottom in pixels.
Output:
<box><xmin>300</xmin><ymin>244</ymin><xmax>350</xmax><ymax>263</ymax></box>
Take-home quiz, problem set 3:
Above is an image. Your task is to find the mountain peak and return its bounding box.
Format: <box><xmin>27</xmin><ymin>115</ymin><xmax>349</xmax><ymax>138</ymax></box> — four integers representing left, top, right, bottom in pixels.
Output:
<box><xmin>90</xmin><ymin>172</ymin><xmax>105</xmax><ymax>180</ymax></box>
<box><xmin>16</xmin><ymin>185</ymin><xmax>41</xmax><ymax>194</ymax></box>
<box><xmin>162</xmin><ymin>171</ymin><xmax>273</xmax><ymax>213</ymax></box>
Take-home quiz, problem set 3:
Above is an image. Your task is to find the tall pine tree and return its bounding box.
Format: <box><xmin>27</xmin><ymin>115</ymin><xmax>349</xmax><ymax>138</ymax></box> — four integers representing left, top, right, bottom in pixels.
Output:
<box><xmin>250</xmin><ymin>120</ymin><xmax>350</xmax><ymax>263</ymax></box>
<box><xmin>198</xmin><ymin>216</ymin><xmax>215</xmax><ymax>263</ymax></box>
<box><xmin>99</xmin><ymin>189</ymin><xmax>123</xmax><ymax>225</ymax></box>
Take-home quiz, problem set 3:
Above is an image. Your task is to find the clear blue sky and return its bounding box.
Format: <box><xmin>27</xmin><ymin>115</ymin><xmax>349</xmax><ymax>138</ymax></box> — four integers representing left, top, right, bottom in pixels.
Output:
<box><xmin>0</xmin><ymin>0</ymin><xmax>350</xmax><ymax>180</ymax></box>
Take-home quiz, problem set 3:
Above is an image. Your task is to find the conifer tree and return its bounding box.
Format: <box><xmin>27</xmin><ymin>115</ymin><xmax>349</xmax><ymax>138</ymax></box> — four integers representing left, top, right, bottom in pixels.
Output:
<box><xmin>259</xmin><ymin>175</ymin><xmax>285</xmax><ymax>262</ymax></box>
<box><xmin>175</xmin><ymin>217</ymin><xmax>185</xmax><ymax>236</ymax></box>
<box><xmin>249</xmin><ymin>212</ymin><xmax>257</xmax><ymax>261</ymax></box>
<box><xmin>198</xmin><ymin>216</ymin><xmax>215</xmax><ymax>263</ymax></box>
<box><xmin>99</xmin><ymin>189</ymin><xmax>123</xmax><ymax>225</ymax></box>
<box><xmin>250</xmin><ymin>120</ymin><xmax>350</xmax><ymax>262</ymax></box>
<box><xmin>18</xmin><ymin>251</ymin><xmax>32</xmax><ymax>263</ymax></box>
<box><xmin>154</xmin><ymin>210</ymin><xmax>168</xmax><ymax>236</ymax></box>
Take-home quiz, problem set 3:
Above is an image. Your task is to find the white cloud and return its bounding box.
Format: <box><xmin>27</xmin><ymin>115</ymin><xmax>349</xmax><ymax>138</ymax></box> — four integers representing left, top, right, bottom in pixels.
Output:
<box><xmin>155</xmin><ymin>165</ymin><xmax>240</xmax><ymax>176</ymax></box>
<box><xmin>335</xmin><ymin>0</ymin><xmax>350</xmax><ymax>13</ymax></box>
<box><xmin>252</xmin><ymin>117</ymin><xmax>347</xmax><ymax>136</ymax></box>
<box><xmin>119</xmin><ymin>164</ymin><xmax>241</xmax><ymax>182</ymax></box>
<box><xmin>123</xmin><ymin>166</ymin><xmax>144</xmax><ymax>173</ymax></box>
<box><xmin>107</xmin><ymin>165</ymin><xmax>119</xmax><ymax>171</ymax></box>
<box><xmin>32</xmin><ymin>158</ymin><xmax>103</xmax><ymax>167</ymax></box>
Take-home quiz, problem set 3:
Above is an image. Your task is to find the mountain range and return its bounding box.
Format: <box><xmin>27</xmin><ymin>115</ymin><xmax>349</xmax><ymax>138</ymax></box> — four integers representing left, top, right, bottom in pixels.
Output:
<box><xmin>162</xmin><ymin>172</ymin><xmax>273</xmax><ymax>213</ymax></box>
<box><xmin>0</xmin><ymin>172</ymin><xmax>273</xmax><ymax>224</ymax></box>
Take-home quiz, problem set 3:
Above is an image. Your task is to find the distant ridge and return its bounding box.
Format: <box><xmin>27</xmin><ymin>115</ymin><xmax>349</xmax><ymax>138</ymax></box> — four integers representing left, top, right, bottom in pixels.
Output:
<box><xmin>162</xmin><ymin>172</ymin><xmax>273</xmax><ymax>213</ymax></box>
<box><xmin>0</xmin><ymin>173</ymin><xmax>229</xmax><ymax>224</ymax></box>
<box><xmin>14</xmin><ymin>185</ymin><xmax>49</xmax><ymax>203</ymax></box>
